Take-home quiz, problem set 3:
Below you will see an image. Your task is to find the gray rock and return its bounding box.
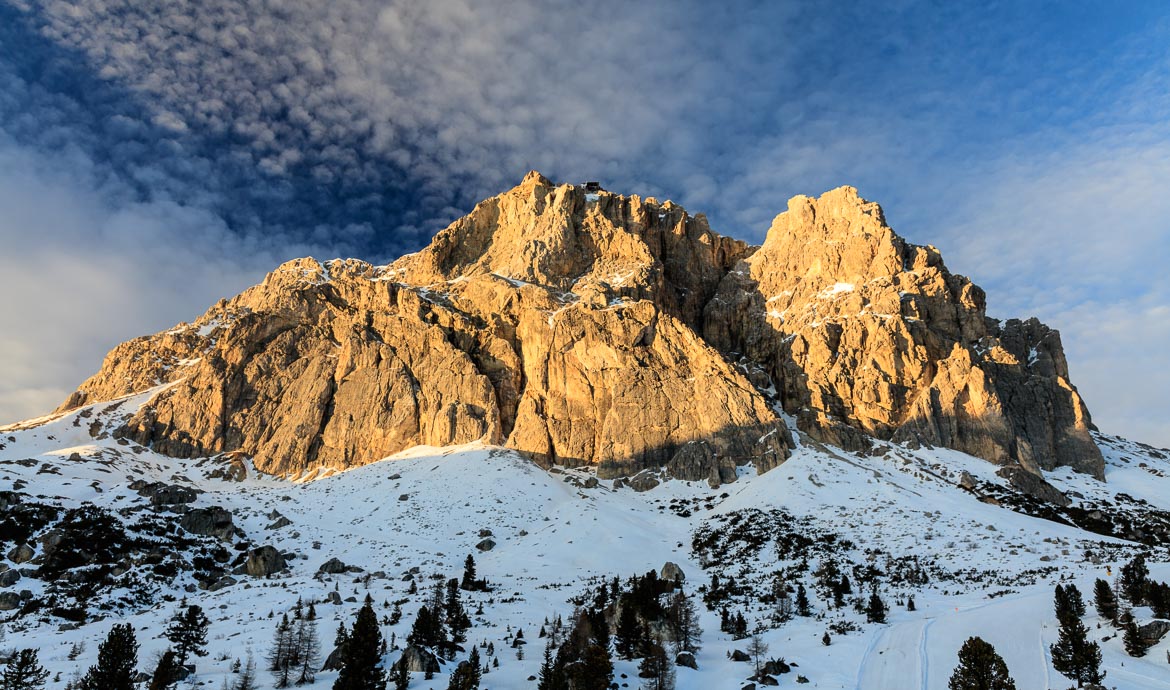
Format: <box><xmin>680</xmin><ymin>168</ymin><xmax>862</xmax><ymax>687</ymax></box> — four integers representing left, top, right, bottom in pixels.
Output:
<box><xmin>758</xmin><ymin>675</ymin><xmax>779</xmax><ymax>686</ymax></box>
<box><xmin>1140</xmin><ymin>620</ymin><xmax>1170</xmax><ymax>645</ymax></box>
<box><xmin>203</xmin><ymin>576</ymin><xmax>237</xmax><ymax>592</ymax></box>
<box><xmin>146</xmin><ymin>483</ymin><xmax>199</xmax><ymax>506</ymax></box>
<box><xmin>7</xmin><ymin>543</ymin><xmax>34</xmax><ymax>564</ymax></box>
<box><xmin>583</xmin><ymin>477</ymin><xmax>599</xmax><ymax>489</ymax></box>
<box><xmin>243</xmin><ymin>546</ymin><xmax>286</xmax><ymax>577</ymax></box>
<box><xmin>731</xmin><ymin>649</ymin><xmax>750</xmax><ymax>662</ymax></box>
<box><xmin>318</xmin><ymin>557</ymin><xmax>350</xmax><ymax>574</ymax></box>
<box><xmin>179</xmin><ymin>506</ymin><xmax>235</xmax><ymax>540</ymax></box>
<box><xmin>675</xmin><ymin>651</ymin><xmax>697</xmax><ymax>669</ymax></box>
<box><xmin>0</xmin><ymin>569</ymin><xmax>20</xmax><ymax>587</ymax></box>
<box><xmin>666</xmin><ymin>440</ymin><xmax>736</xmax><ymax>487</ymax></box>
<box><xmin>958</xmin><ymin>471</ymin><xmax>977</xmax><ymax>491</ymax></box>
<box><xmin>395</xmin><ymin>645</ymin><xmax>440</xmax><ymax>674</ymax></box>
<box><xmin>478</xmin><ymin>529</ymin><xmax>494</xmax><ymax>538</ymax></box>
<box><xmin>660</xmin><ymin>562</ymin><xmax>685</xmax><ymax>583</ymax></box>
<box><xmin>267</xmin><ymin>516</ymin><xmax>293</xmax><ymax>530</ymax></box>
<box><xmin>629</xmin><ymin>471</ymin><xmax>660</xmax><ymax>492</ymax></box>
<box><xmin>0</xmin><ymin>592</ymin><xmax>19</xmax><ymax>610</ymax></box>
<box><xmin>996</xmin><ymin>467</ymin><xmax>1072</xmax><ymax>507</ymax></box>
<box><xmin>476</xmin><ymin>538</ymin><xmax>496</xmax><ymax>552</ymax></box>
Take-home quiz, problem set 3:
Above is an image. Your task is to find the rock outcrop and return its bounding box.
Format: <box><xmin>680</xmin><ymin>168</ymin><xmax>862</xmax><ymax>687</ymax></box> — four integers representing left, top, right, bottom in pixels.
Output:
<box><xmin>54</xmin><ymin>174</ymin><xmax>1101</xmax><ymax>481</ymax></box>
<box><xmin>704</xmin><ymin>186</ymin><xmax>1103</xmax><ymax>478</ymax></box>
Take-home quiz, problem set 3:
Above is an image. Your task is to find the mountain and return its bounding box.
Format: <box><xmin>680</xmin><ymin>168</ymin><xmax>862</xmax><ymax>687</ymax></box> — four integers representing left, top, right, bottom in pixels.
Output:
<box><xmin>4</xmin><ymin>173</ymin><xmax>1168</xmax><ymax>690</ymax></box>
<box><xmin>54</xmin><ymin>172</ymin><xmax>1098</xmax><ymax>486</ymax></box>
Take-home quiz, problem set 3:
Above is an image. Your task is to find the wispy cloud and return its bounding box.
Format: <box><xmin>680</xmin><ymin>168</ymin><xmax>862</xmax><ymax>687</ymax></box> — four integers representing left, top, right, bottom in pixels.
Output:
<box><xmin>1</xmin><ymin>1</ymin><xmax>1168</xmax><ymax>445</ymax></box>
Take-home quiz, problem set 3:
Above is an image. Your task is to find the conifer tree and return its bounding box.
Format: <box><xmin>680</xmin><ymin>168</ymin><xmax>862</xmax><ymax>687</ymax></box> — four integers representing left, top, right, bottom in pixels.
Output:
<box><xmin>232</xmin><ymin>653</ymin><xmax>258</xmax><ymax>690</ymax></box>
<box><xmin>1120</xmin><ymin>554</ymin><xmax>1150</xmax><ymax>605</ymax></box>
<box><xmin>615</xmin><ymin>605</ymin><xmax>642</xmax><ymax>660</ymax></box>
<box><xmin>79</xmin><ymin>623</ymin><xmax>139</xmax><ymax>690</ymax></box>
<box><xmin>295</xmin><ymin>614</ymin><xmax>322</xmax><ymax>685</ymax></box>
<box><xmin>165</xmin><ymin>603</ymin><xmax>211</xmax><ymax>669</ymax></box>
<box><xmin>460</xmin><ymin>556</ymin><xmax>477</xmax><ymax>591</ymax></box>
<box><xmin>667</xmin><ymin>591</ymin><xmax>702</xmax><ymax>654</ymax></box>
<box><xmin>947</xmin><ymin>637</ymin><xmax>1016</xmax><ymax>690</ymax></box>
<box><xmin>333</xmin><ymin>600</ymin><xmax>387</xmax><ymax>690</ymax></box>
<box><xmin>1051</xmin><ymin>593</ymin><xmax>1104</xmax><ymax>688</ymax></box>
<box><xmin>269</xmin><ymin>613</ymin><xmax>295</xmax><ymax>687</ymax></box>
<box><xmin>1121</xmin><ymin>610</ymin><xmax>1149</xmax><ymax>657</ymax></box>
<box><xmin>795</xmin><ymin>583</ymin><xmax>812</xmax><ymax>616</ymax></box>
<box><xmin>821</xmin><ymin>632</ymin><xmax>831</xmax><ymax>646</ymax></box>
<box><xmin>148</xmin><ymin>649</ymin><xmax>181</xmax><ymax>690</ymax></box>
<box><xmin>866</xmin><ymin>587</ymin><xmax>887</xmax><ymax>624</ymax></box>
<box><xmin>1093</xmin><ymin>578</ymin><xmax>1119</xmax><ymax>623</ymax></box>
<box><xmin>390</xmin><ymin>655</ymin><xmax>409</xmax><ymax>690</ymax></box>
<box><xmin>636</xmin><ymin>635</ymin><xmax>674</xmax><ymax>690</ymax></box>
<box><xmin>1</xmin><ymin>648</ymin><xmax>50</xmax><ymax>690</ymax></box>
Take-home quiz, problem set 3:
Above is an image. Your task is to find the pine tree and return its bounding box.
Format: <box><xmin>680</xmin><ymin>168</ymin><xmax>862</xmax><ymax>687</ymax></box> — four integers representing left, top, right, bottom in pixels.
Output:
<box><xmin>445</xmin><ymin>579</ymin><xmax>471</xmax><ymax>648</ymax></box>
<box><xmin>1093</xmin><ymin>578</ymin><xmax>1119</xmax><ymax>623</ymax></box>
<box><xmin>821</xmin><ymin>632</ymin><xmax>831</xmax><ymax>646</ymax></box>
<box><xmin>866</xmin><ymin>587</ymin><xmax>887</xmax><ymax>624</ymax></box>
<box><xmin>636</xmin><ymin>636</ymin><xmax>674</xmax><ymax>690</ymax></box>
<box><xmin>1051</xmin><ymin>599</ymin><xmax>1104</xmax><ymax>688</ymax></box>
<box><xmin>79</xmin><ymin>623</ymin><xmax>139</xmax><ymax>690</ymax></box>
<box><xmin>390</xmin><ymin>655</ymin><xmax>409</xmax><ymax>690</ymax></box>
<box><xmin>746</xmin><ymin>634</ymin><xmax>769</xmax><ymax>678</ymax></box>
<box><xmin>1121</xmin><ymin>610</ymin><xmax>1149</xmax><ymax>657</ymax></box>
<box><xmin>1</xmin><ymin>648</ymin><xmax>50</xmax><ymax>690</ymax></box>
<box><xmin>947</xmin><ymin>637</ymin><xmax>1016</xmax><ymax>690</ymax></box>
<box><xmin>165</xmin><ymin>603</ymin><xmax>211</xmax><ymax>669</ymax></box>
<box><xmin>269</xmin><ymin>613</ymin><xmax>295</xmax><ymax>687</ymax></box>
<box><xmin>795</xmin><ymin>584</ymin><xmax>811</xmax><ymax>616</ymax></box>
<box><xmin>615</xmin><ymin>604</ymin><xmax>642</xmax><ymax>659</ymax></box>
<box><xmin>148</xmin><ymin>649</ymin><xmax>182</xmax><ymax>690</ymax></box>
<box><xmin>460</xmin><ymin>555</ymin><xmax>478</xmax><ymax>591</ymax></box>
<box><xmin>1120</xmin><ymin>554</ymin><xmax>1150</xmax><ymax>605</ymax></box>
<box><xmin>295</xmin><ymin>615</ymin><xmax>322</xmax><ymax>685</ymax></box>
<box><xmin>232</xmin><ymin>653</ymin><xmax>258</xmax><ymax>690</ymax></box>
<box><xmin>906</xmin><ymin>595</ymin><xmax>916</xmax><ymax>612</ymax></box>
<box><xmin>667</xmin><ymin>591</ymin><xmax>702</xmax><ymax>654</ymax></box>
<box><xmin>333</xmin><ymin>600</ymin><xmax>387</xmax><ymax>690</ymax></box>
<box><xmin>536</xmin><ymin>641</ymin><xmax>558</xmax><ymax>690</ymax></box>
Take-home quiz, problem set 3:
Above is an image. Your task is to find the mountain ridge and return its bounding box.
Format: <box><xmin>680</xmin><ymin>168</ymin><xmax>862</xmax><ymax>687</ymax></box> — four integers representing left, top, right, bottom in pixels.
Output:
<box><xmin>52</xmin><ymin>172</ymin><xmax>1101</xmax><ymax>482</ymax></box>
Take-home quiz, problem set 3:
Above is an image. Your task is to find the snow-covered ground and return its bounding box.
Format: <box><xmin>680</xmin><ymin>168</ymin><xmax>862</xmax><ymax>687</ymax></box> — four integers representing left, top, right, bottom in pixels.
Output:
<box><xmin>2</xmin><ymin>396</ymin><xmax>1170</xmax><ymax>689</ymax></box>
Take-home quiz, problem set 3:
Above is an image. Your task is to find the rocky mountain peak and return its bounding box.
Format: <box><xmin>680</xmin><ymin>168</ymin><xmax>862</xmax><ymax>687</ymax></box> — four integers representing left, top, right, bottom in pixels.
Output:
<box><xmin>52</xmin><ymin>174</ymin><xmax>1102</xmax><ymax>482</ymax></box>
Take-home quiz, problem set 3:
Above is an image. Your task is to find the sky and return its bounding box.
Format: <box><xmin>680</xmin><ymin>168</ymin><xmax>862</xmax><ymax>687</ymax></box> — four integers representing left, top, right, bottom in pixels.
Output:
<box><xmin>1</xmin><ymin>0</ymin><xmax>1168</xmax><ymax>447</ymax></box>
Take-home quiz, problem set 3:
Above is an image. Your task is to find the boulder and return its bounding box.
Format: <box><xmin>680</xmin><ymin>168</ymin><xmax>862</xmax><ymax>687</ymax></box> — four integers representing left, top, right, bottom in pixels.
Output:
<box><xmin>0</xmin><ymin>569</ymin><xmax>20</xmax><ymax>587</ymax></box>
<box><xmin>476</xmin><ymin>538</ymin><xmax>496</xmax><ymax>552</ymax></box>
<box><xmin>629</xmin><ymin>471</ymin><xmax>660</xmax><ymax>493</ymax></box>
<box><xmin>395</xmin><ymin>645</ymin><xmax>440</xmax><ymax>674</ymax></box>
<box><xmin>1140</xmin><ymin>620</ymin><xmax>1170</xmax><ymax>645</ymax></box>
<box><xmin>318</xmin><ymin>557</ymin><xmax>350</xmax><ymax>574</ymax></box>
<box><xmin>145</xmin><ymin>483</ymin><xmax>199</xmax><ymax>506</ymax></box>
<box><xmin>660</xmin><ymin>562</ymin><xmax>685</xmax><ymax>583</ymax></box>
<box><xmin>0</xmin><ymin>592</ymin><xmax>19</xmax><ymax>610</ymax></box>
<box><xmin>242</xmin><ymin>546</ymin><xmax>285</xmax><ymax>577</ymax></box>
<box><xmin>996</xmin><ymin>467</ymin><xmax>1072</xmax><ymax>507</ymax></box>
<box><xmin>675</xmin><ymin>651</ymin><xmax>697</xmax><ymax>669</ymax></box>
<box><xmin>731</xmin><ymin>649</ymin><xmax>751</xmax><ymax>662</ymax></box>
<box><xmin>179</xmin><ymin>506</ymin><xmax>235</xmax><ymax>540</ymax></box>
<box><xmin>7</xmin><ymin>543</ymin><xmax>34</xmax><ymax>564</ymax></box>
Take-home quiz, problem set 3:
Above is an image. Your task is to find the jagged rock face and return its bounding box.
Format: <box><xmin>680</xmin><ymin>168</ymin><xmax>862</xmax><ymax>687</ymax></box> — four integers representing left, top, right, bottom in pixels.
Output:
<box><xmin>58</xmin><ymin>174</ymin><xmax>789</xmax><ymax>479</ymax></box>
<box><xmin>704</xmin><ymin>186</ymin><xmax>1103</xmax><ymax>478</ymax></box>
<box><xmin>56</xmin><ymin>174</ymin><xmax>1101</xmax><ymax>481</ymax></box>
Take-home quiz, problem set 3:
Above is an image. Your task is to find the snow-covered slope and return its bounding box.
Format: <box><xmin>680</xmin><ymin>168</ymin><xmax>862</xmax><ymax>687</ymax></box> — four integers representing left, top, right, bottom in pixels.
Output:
<box><xmin>2</xmin><ymin>397</ymin><xmax>1169</xmax><ymax>689</ymax></box>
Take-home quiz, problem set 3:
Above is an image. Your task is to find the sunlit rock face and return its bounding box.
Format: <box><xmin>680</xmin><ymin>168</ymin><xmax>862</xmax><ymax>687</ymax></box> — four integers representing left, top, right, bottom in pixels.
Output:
<box><xmin>58</xmin><ymin>174</ymin><xmax>1102</xmax><ymax>480</ymax></box>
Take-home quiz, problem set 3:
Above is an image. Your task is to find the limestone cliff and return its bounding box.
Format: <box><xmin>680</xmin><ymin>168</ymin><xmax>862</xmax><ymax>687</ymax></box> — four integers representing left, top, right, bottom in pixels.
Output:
<box><xmin>703</xmin><ymin>186</ymin><xmax>1102</xmax><ymax>478</ymax></box>
<box><xmin>57</xmin><ymin>174</ymin><xmax>1103</xmax><ymax>481</ymax></box>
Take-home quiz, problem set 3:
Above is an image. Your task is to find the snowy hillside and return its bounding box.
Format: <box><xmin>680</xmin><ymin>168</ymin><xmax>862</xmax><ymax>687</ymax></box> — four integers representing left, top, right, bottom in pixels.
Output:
<box><xmin>2</xmin><ymin>394</ymin><xmax>1170</xmax><ymax>689</ymax></box>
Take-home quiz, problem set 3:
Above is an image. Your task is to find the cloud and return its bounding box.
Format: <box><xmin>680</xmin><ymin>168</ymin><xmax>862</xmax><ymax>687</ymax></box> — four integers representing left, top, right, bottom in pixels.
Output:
<box><xmin>1</xmin><ymin>0</ymin><xmax>1168</xmax><ymax>447</ymax></box>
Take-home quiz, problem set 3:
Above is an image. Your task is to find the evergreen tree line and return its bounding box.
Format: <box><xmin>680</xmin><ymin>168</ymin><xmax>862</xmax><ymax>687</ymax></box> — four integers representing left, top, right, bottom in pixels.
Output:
<box><xmin>268</xmin><ymin>598</ymin><xmax>322</xmax><ymax>687</ymax></box>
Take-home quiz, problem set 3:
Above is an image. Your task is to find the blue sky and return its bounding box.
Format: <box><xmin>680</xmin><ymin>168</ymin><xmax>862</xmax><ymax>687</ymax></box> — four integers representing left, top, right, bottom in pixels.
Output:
<box><xmin>1</xmin><ymin>0</ymin><xmax>1168</xmax><ymax>446</ymax></box>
